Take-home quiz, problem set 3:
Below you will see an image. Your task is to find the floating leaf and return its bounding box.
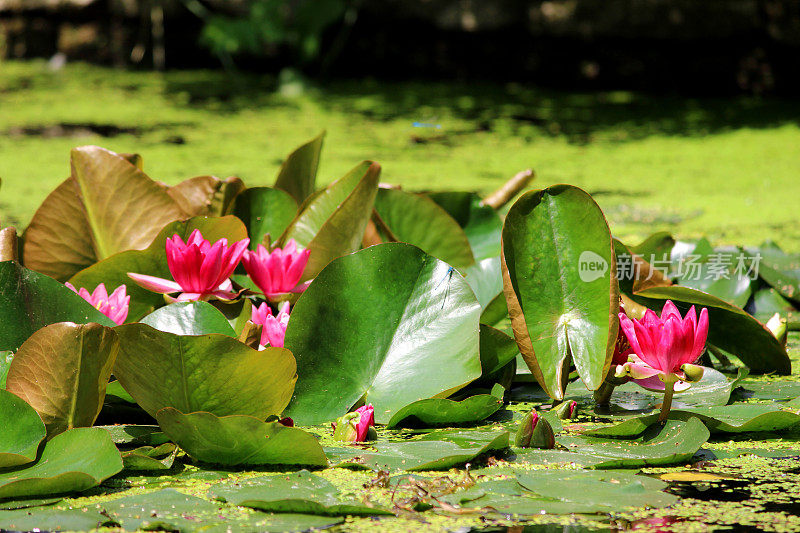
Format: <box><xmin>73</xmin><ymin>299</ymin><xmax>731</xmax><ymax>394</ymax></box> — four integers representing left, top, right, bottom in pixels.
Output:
<box><xmin>0</xmin><ymin>351</ymin><xmax>12</xmax><ymax>388</ymax></box>
<box><xmin>501</xmin><ymin>185</ymin><xmax>618</xmax><ymax>399</ymax></box>
<box><xmin>675</xmin><ymin>251</ymin><xmax>753</xmax><ymax>308</ymax></box>
<box><xmin>121</xmin><ymin>443</ymin><xmax>177</xmax><ymax>471</ymax></box>
<box><xmin>373</xmin><ymin>188</ymin><xmax>474</xmax><ymax>269</ymax></box>
<box><xmin>0</xmin><ymin>507</ymin><xmax>108</xmax><ymax>532</ymax></box>
<box><xmin>0</xmin><ymin>428</ymin><xmax>123</xmax><ymax>499</ymax></box>
<box><xmin>554</xmin><ymin>418</ymin><xmax>710</xmax><ymax>469</ymax></box>
<box><xmin>69</xmin><ymin>216</ymin><xmax>248</xmax><ymax>321</ymax></box>
<box><xmin>0</xmin><ymin>389</ymin><xmax>46</xmax><ymax>468</ymax></box>
<box><xmin>386</xmin><ymin>384</ymin><xmax>505</xmax><ymax>429</ymax></box>
<box><xmin>514</xmin><ymin>469</ymin><xmax>678</xmax><ymax>511</ymax></box>
<box><xmin>328</xmin><ymin>431</ymin><xmax>509</xmax><ymax>471</ymax></box>
<box><xmin>232</xmin><ymin>187</ymin><xmax>298</xmax><ymax>249</ymax></box>
<box><xmin>279</xmin><ymin>161</ymin><xmax>380</xmax><ymax>281</ymax></box>
<box><xmin>284</xmin><ymin>244</ymin><xmax>481</xmax><ymax>425</ymax></box>
<box><xmin>209</xmin><ymin>470</ymin><xmax>391</xmax><ymax>516</ymax></box>
<box><xmin>6</xmin><ymin>322</ymin><xmax>118</xmax><ymax>436</ymax></box>
<box><xmin>0</xmin><ymin>261</ymin><xmax>114</xmax><ymax>352</ymax></box>
<box><xmin>751</xmin><ymin>288</ymin><xmax>797</xmax><ymax>324</ymax></box>
<box><xmin>140</xmin><ymin>301</ymin><xmax>235</xmax><ymax>336</ymax></box>
<box><xmin>156</xmin><ymin>408</ymin><xmax>327</xmax><ymax>467</ymax></box>
<box><xmin>274</xmin><ymin>131</ymin><xmax>325</xmax><ymax>204</ymax></box>
<box><xmin>632</xmin><ymin>285</ymin><xmax>790</xmax><ymax>374</ymax></box>
<box><xmin>98</xmin><ymin>425</ymin><xmax>169</xmax><ymax>447</ymax></box>
<box><xmin>114</xmin><ymin>324</ymin><xmax>296</xmax><ymax>420</ymax></box>
<box><xmin>585</xmin><ymin>405</ymin><xmax>800</xmax><ymax>436</ymax></box>
<box><xmin>100</xmin><ymin>488</ymin><xmax>223</xmax><ymax>532</ymax></box>
<box><xmin>23</xmin><ymin>146</ymin><xmax>187</xmax><ymax>281</ymax></box>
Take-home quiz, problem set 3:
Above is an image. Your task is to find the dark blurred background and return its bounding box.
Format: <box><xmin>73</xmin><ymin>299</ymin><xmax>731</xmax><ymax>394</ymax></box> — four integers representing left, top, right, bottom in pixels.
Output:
<box><xmin>2</xmin><ymin>0</ymin><xmax>799</xmax><ymax>95</ymax></box>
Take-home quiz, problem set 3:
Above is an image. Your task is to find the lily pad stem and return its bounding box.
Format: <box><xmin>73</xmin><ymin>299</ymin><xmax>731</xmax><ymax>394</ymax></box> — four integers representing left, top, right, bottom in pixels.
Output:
<box><xmin>658</xmin><ymin>379</ymin><xmax>676</xmax><ymax>424</ymax></box>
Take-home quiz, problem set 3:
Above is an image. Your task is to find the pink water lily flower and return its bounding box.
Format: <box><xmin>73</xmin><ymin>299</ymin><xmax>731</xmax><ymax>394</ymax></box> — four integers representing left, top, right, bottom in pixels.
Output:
<box><xmin>617</xmin><ymin>300</ymin><xmax>709</xmax><ymax>421</ymax></box>
<box><xmin>251</xmin><ymin>301</ymin><xmax>291</xmax><ymax>348</ymax></box>
<box><xmin>242</xmin><ymin>240</ymin><xmax>311</xmax><ymax>300</ymax></box>
<box><xmin>65</xmin><ymin>282</ymin><xmax>129</xmax><ymax>325</ymax></box>
<box><xmin>331</xmin><ymin>404</ymin><xmax>376</xmax><ymax>443</ymax></box>
<box><xmin>353</xmin><ymin>404</ymin><xmax>375</xmax><ymax>442</ymax></box>
<box><xmin>128</xmin><ymin>229</ymin><xmax>249</xmax><ymax>302</ymax></box>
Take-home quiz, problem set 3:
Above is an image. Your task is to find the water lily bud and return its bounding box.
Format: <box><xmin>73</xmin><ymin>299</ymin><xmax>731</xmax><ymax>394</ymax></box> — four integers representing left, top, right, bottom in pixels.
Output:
<box><xmin>766</xmin><ymin>313</ymin><xmax>788</xmax><ymax>347</ymax></box>
<box><xmin>514</xmin><ymin>410</ymin><xmax>555</xmax><ymax>449</ymax></box>
<box><xmin>554</xmin><ymin>400</ymin><xmax>578</xmax><ymax>420</ymax></box>
<box><xmin>332</xmin><ymin>412</ymin><xmax>360</xmax><ymax>443</ymax></box>
<box><xmin>680</xmin><ymin>363</ymin><xmax>705</xmax><ymax>383</ymax></box>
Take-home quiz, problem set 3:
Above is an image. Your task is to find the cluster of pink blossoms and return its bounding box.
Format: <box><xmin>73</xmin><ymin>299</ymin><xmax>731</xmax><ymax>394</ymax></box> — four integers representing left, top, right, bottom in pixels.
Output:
<box><xmin>67</xmin><ymin>230</ymin><xmax>311</xmax><ymax>349</ymax></box>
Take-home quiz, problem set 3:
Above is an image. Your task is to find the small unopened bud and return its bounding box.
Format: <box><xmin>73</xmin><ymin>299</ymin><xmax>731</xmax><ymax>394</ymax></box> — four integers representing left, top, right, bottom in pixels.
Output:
<box><xmin>514</xmin><ymin>410</ymin><xmax>555</xmax><ymax>449</ymax></box>
<box><xmin>680</xmin><ymin>363</ymin><xmax>705</xmax><ymax>383</ymax></box>
<box><xmin>332</xmin><ymin>412</ymin><xmax>360</xmax><ymax>443</ymax></box>
<box><xmin>554</xmin><ymin>400</ymin><xmax>577</xmax><ymax>420</ymax></box>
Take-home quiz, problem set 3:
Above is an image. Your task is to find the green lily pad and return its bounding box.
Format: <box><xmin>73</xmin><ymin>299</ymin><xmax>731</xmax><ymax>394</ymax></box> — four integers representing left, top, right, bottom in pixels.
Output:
<box><xmin>554</xmin><ymin>418</ymin><xmax>710</xmax><ymax>469</ymax></box>
<box><xmin>632</xmin><ymin>285</ymin><xmax>790</xmax><ymax>374</ymax></box>
<box><xmin>121</xmin><ymin>443</ymin><xmax>177</xmax><ymax>471</ymax></box>
<box><xmin>586</xmin><ymin>367</ymin><xmax>746</xmax><ymax>414</ymax></box>
<box><xmin>0</xmin><ymin>506</ymin><xmax>108</xmax><ymax>532</ymax></box>
<box><xmin>675</xmin><ymin>251</ymin><xmax>753</xmax><ymax>308</ymax></box>
<box><xmin>514</xmin><ymin>469</ymin><xmax>678</xmax><ymax>510</ymax></box>
<box><xmin>751</xmin><ymin>288</ymin><xmax>797</xmax><ymax>324</ymax></box>
<box><xmin>284</xmin><ymin>243</ymin><xmax>482</xmax><ymax>425</ymax></box>
<box><xmin>585</xmin><ymin>405</ymin><xmax>800</xmax><ymax>436</ymax></box>
<box><xmin>105</xmin><ymin>380</ymin><xmax>136</xmax><ymax>404</ymax></box>
<box><xmin>480</xmin><ymin>292</ymin><xmax>509</xmax><ymax>328</ymax></box>
<box><xmin>0</xmin><ymin>496</ymin><xmax>63</xmax><ymax>510</ymax></box>
<box><xmin>279</xmin><ymin>160</ymin><xmax>380</xmax><ymax>281</ymax></box>
<box><xmin>98</xmin><ymin>425</ymin><xmax>169</xmax><ymax>447</ymax></box>
<box><xmin>755</xmin><ymin>248</ymin><xmax>800</xmax><ymax>303</ymax></box>
<box><xmin>113</xmin><ymin>323</ymin><xmax>296</xmax><ymax>420</ymax></box>
<box><xmin>140</xmin><ymin>301</ymin><xmax>235</xmax><ymax>336</ymax></box>
<box><xmin>232</xmin><ymin>187</ymin><xmax>298</xmax><ymax>249</ymax></box>
<box><xmin>464</xmin><ymin>256</ymin><xmax>503</xmax><ymax>308</ymax></box>
<box><xmin>100</xmin><ymin>488</ymin><xmax>223</xmax><ymax>532</ymax></box>
<box><xmin>327</xmin><ymin>431</ymin><xmax>509</xmax><ymax>471</ymax></box>
<box><xmin>386</xmin><ymin>384</ymin><xmax>505</xmax><ymax>429</ymax></box>
<box><xmin>735</xmin><ymin>380</ymin><xmax>800</xmax><ymax>401</ymax></box>
<box><xmin>273</xmin><ymin>131</ymin><xmax>325</xmax><ymax>205</ymax></box>
<box><xmin>0</xmin><ymin>427</ymin><xmax>123</xmax><ymax>499</ymax></box>
<box><xmin>156</xmin><ymin>408</ymin><xmax>328</xmax><ymax>467</ymax></box>
<box><xmin>69</xmin><ymin>216</ymin><xmax>248</xmax><ymax>321</ymax></box>
<box><xmin>0</xmin><ymin>351</ymin><xmax>10</xmax><ymax>388</ymax></box>
<box><xmin>479</xmin><ymin>324</ymin><xmax>519</xmax><ymax>377</ymax></box>
<box><xmin>0</xmin><ymin>261</ymin><xmax>115</xmax><ymax>352</ymax></box>
<box><xmin>209</xmin><ymin>470</ymin><xmax>392</xmax><ymax>516</ymax></box>
<box><xmin>0</xmin><ymin>389</ymin><xmax>46</xmax><ymax>468</ymax></box>
<box><xmin>502</xmin><ymin>185</ymin><xmax>618</xmax><ymax>399</ymax></box>
<box><xmin>427</xmin><ymin>191</ymin><xmax>503</xmax><ymax>261</ymax></box>
<box><xmin>373</xmin><ymin>188</ymin><xmax>474</xmax><ymax>270</ymax></box>
<box><xmin>6</xmin><ymin>322</ymin><xmax>118</xmax><ymax>436</ymax></box>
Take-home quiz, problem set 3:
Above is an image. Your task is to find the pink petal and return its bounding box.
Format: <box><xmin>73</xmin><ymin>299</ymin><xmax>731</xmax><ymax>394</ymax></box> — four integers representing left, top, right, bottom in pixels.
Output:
<box><xmin>625</xmin><ymin>362</ymin><xmax>662</xmax><ymax>380</ymax></box>
<box><xmin>128</xmin><ymin>273</ymin><xmax>182</xmax><ymax>294</ymax></box>
<box><xmin>660</xmin><ymin>300</ymin><xmax>681</xmax><ymax>321</ymax></box>
<box><xmin>290</xmin><ymin>279</ymin><xmax>312</xmax><ymax>293</ymax></box>
<box><xmin>691</xmin><ymin>307</ymin><xmax>709</xmax><ymax>362</ymax></box>
<box><xmin>176</xmin><ymin>292</ymin><xmax>203</xmax><ymax>302</ymax></box>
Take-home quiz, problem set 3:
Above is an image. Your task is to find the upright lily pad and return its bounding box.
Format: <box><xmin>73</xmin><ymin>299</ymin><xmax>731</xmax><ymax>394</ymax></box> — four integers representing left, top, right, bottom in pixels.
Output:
<box><xmin>0</xmin><ymin>389</ymin><xmax>46</xmax><ymax>468</ymax></box>
<box><xmin>274</xmin><ymin>131</ymin><xmax>325</xmax><ymax>204</ymax></box>
<box><xmin>22</xmin><ymin>146</ymin><xmax>187</xmax><ymax>281</ymax></box>
<box><xmin>464</xmin><ymin>257</ymin><xmax>503</xmax><ymax>309</ymax></box>
<box><xmin>69</xmin><ymin>216</ymin><xmax>248</xmax><ymax>321</ymax></box>
<box><xmin>427</xmin><ymin>191</ymin><xmax>504</xmax><ymax>261</ymax></box>
<box><xmin>140</xmin><ymin>301</ymin><xmax>235</xmax><ymax>336</ymax></box>
<box><xmin>114</xmin><ymin>324</ymin><xmax>297</xmax><ymax>420</ymax></box>
<box><xmin>0</xmin><ymin>261</ymin><xmax>114</xmax><ymax>352</ymax></box>
<box><xmin>501</xmin><ymin>185</ymin><xmax>618</xmax><ymax>399</ymax></box>
<box><xmin>6</xmin><ymin>322</ymin><xmax>118</xmax><ymax>436</ymax></box>
<box><xmin>156</xmin><ymin>408</ymin><xmax>327</xmax><ymax>467</ymax></box>
<box><xmin>0</xmin><ymin>351</ymin><xmax>12</xmax><ymax>388</ymax></box>
<box><xmin>279</xmin><ymin>161</ymin><xmax>380</xmax><ymax>281</ymax></box>
<box><xmin>232</xmin><ymin>187</ymin><xmax>298</xmax><ymax>249</ymax></box>
<box><xmin>386</xmin><ymin>384</ymin><xmax>505</xmax><ymax>429</ymax></box>
<box><xmin>284</xmin><ymin>243</ymin><xmax>482</xmax><ymax>425</ymax></box>
<box><xmin>328</xmin><ymin>431</ymin><xmax>509</xmax><ymax>472</ymax></box>
<box><xmin>167</xmin><ymin>175</ymin><xmax>245</xmax><ymax>217</ymax></box>
<box><xmin>373</xmin><ymin>188</ymin><xmax>474</xmax><ymax>269</ymax></box>
<box><xmin>0</xmin><ymin>427</ymin><xmax>123</xmax><ymax>499</ymax></box>
<box><xmin>632</xmin><ymin>285</ymin><xmax>790</xmax><ymax>374</ymax></box>
<box><xmin>209</xmin><ymin>470</ymin><xmax>391</xmax><ymax>516</ymax></box>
